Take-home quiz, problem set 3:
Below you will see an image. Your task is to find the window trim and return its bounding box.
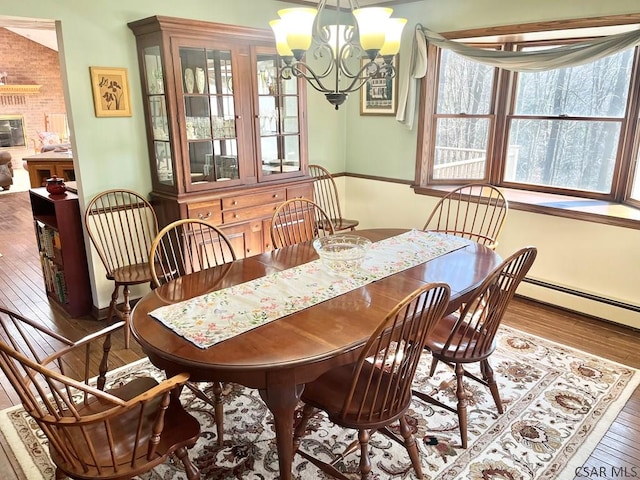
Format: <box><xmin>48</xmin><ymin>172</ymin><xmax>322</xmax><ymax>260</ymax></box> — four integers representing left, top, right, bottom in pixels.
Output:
<box><xmin>416</xmin><ymin>14</ymin><xmax>640</xmax><ymax>207</ymax></box>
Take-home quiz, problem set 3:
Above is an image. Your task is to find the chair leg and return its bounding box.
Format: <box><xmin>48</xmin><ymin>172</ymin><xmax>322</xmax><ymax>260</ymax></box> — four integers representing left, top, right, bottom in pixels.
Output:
<box><xmin>212</xmin><ymin>381</ymin><xmax>225</xmax><ymax>446</ymax></box>
<box><xmin>108</xmin><ymin>283</ymin><xmax>131</xmax><ymax>348</ymax></box>
<box><xmin>121</xmin><ymin>285</ymin><xmax>132</xmax><ymax>349</ymax></box>
<box><xmin>429</xmin><ymin>356</ymin><xmax>439</xmax><ymax>377</ymax></box>
<box><xmin>481</xmin><ymin>359</ymin><xmax>504</xmax><ymax>414</ymax></box>
<box><xmin>399</xmin><ymin>416</ymin><xmax>422</xmax><ymax>478</ymax></box>
<box><xmin>55</xmin><ymin>467</ymin><xmax>66</xmax><ymax>479</ymax></box>
<box><xmin>293</xmin><ymin>404</ymin><xmax>316</xmax><ymax>453</ymax></box>
<box><xmin>96</xmin><ymin>332</ymin><xmax>113</xmax><ymax>391</ymax></box>
<box><xmin>107</xmin><ymin>284</ymin><xmax>120</xmax><ymax>323</ymax></box>
<box><xmin>357</xmin><ymin>429</ymin><xmax>372</xmax><ymax>480</ymax></box>
<box><xmin>184</xmin><ymin>382</ymin><xmax>225</xmax><ymax>446</ymax></box>
<box><xmin>174</xmin><ymin>445</ymin><xmax>201</xmax><ymax>480</ymax></box>
<box><xmin>454</xmin><ymin>362</ymin><xmax>468</xmax><ymax>449</ymax></box>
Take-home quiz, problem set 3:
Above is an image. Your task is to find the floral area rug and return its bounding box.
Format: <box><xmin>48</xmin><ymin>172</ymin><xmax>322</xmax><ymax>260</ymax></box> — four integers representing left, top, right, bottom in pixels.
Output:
<box><xmin>0</xmin><ymin>325</ymin><xmax>637</xmax><ymax>480</ymax></box>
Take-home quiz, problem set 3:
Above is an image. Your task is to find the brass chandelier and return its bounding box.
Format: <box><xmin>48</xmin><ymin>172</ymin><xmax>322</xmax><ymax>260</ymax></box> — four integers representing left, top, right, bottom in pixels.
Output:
<box><xmin>270</xmin><ymin>0</ymin><xmax>406</xmax><ymax>109</ymax></box>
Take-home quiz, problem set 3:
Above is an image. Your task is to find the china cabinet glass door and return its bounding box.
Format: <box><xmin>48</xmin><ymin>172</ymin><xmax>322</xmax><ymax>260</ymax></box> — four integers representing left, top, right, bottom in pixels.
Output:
<box><xmin>255</xmin><ymin>50</ymin><xmax>303</xmax><ymax>180</ymax></box>
<box><xmin>143</xmin><ymin>45</ymin><xmax>174</xmax><ymax>188</ymax></box>
<box><xmin>179</xmin><ymin>46</ymin><xmax>241</xmax><ymax>190</ymax></box>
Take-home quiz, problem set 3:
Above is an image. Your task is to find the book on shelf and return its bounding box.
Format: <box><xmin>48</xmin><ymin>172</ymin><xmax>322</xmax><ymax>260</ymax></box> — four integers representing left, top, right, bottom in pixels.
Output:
<box><xmin>36</xmin><ymin>221</ymin><xmax>61</xmax><ymax>259</ymax></box>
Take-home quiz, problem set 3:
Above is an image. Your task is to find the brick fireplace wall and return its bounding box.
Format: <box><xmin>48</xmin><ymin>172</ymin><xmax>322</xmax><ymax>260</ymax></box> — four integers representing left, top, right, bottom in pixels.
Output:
<box><xmin>0</xmin><ymin>27</ymin><xmax>66</xmax><ymax>163</ymax></box>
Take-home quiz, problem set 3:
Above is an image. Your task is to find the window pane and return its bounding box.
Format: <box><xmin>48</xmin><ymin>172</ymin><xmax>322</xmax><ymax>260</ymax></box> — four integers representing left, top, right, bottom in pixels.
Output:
<box><xmin>515</xmin><ymin>48</ymin><xmax>633</xmax><ymax>117</ymax></box>
<box><xmin>437</xmin><ymin>49</ymin><xmax>494</xmax><ymax>114</ymax></box>
<box><xmin>433</xmin><ymin>118</ymin><xmax>490</xmax><ymax>180</ymax></box>
<box><xmin>505</xmin><ymin>119</ymin><xmax>619</xmax><ymax>192</ymax></box>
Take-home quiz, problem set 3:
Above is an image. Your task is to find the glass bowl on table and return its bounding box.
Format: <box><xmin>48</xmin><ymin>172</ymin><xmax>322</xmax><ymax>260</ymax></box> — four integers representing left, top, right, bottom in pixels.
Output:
<box><xmin>313</xmin><ymin>234</ymin><xmax>372</xmax><ymax>276</ymax></box>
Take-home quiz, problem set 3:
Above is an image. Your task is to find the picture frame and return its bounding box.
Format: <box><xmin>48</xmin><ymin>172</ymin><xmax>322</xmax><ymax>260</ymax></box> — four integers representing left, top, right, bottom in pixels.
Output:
<box><xmin>89</xmin><ymin>66</ymin><xmax>132</xmax><ymax>117</ymax></box>
<box><xmin>360</xmin><ymin>55</ymin><xmax>399</xmax><ymax>116</ymax></box>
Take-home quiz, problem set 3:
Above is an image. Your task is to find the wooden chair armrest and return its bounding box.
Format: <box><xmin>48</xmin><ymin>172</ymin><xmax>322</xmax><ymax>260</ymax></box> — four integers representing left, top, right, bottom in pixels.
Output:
<box><xmin>67</xmin><ymin>321</ymin><xmax>126</xmax><ymax>350</ymax></box>
<box><xmin>43</xmin><ymin>321</ymin><xmax>125</xmax><ymax>365</ymax></box>
<box><xmin>0</xmin><ymin>306</ymin><xmax>74</xmax><ymax>346</ymax></box>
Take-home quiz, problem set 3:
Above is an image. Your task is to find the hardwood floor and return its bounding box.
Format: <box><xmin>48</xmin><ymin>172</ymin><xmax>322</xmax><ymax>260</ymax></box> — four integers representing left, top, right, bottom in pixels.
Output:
<box><xmin>0</xmin><ymin>190</ymin><xmax>145</xmax><ymax>409</ymax></box>
<box><xmin>0</xmin><ymin>190</ymin><xmax>638</xmax><ymax>478</ymax></box>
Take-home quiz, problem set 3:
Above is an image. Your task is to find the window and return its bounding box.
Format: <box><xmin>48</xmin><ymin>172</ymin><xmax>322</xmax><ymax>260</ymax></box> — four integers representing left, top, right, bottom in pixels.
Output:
<box><xmin>417</xmin><ymin>23</ymin><xmax>640</xmax><ymax>206</ymax></box>
<box><xmin>433</xmin><ymin>49</ymin><xmax>495</xmax><ymax>181</ymax></box>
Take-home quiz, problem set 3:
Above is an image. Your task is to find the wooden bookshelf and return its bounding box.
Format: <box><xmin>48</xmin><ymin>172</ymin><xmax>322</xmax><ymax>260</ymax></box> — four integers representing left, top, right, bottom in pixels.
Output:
<box><xmin>29</xmin><ymin>188</ymin><xmax>92</xmax><ymax>317</ymax></box>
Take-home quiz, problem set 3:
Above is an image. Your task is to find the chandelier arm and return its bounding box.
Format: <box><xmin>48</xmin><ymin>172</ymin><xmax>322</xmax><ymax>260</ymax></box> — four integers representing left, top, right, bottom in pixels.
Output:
<box><xmin>281</xmin><ymin>64</ymin><xmax>334</xmax><ymax>94</ymax></box>
<box><xmin>339</xmin><ymin>54</ymin><xmax>379</xmax><ymax>80</ymax></box>
<box><xmin>339</xmin><ymin>60</ymin><xmax>397</xmax><ymax>94</ymax></box>
<box><xmin>338</xmin><ymin>76</ymin><xmax>371</xmax><ymax>95</ymax></box>
<box><xmin>310</xmin><ymin>44</ymin><xmax>341</xmax><ymax>79</ymax></box>
<box><xmin>283</xmin><ymin>60</ymin><xmax>334</xmax><ymax>84</ymax></box>
<box><xmin>334</xmin><ymin>44</ymin><xmax>364</xmax><ymax>79</ymax></box>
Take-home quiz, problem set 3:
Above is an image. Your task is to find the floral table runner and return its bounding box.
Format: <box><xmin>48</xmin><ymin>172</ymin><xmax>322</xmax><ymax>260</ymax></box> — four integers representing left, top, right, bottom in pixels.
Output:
<box><xmin>150</xmin><ymin>230</ymin><xmax>469</xmax><ymax>348</ymax></box>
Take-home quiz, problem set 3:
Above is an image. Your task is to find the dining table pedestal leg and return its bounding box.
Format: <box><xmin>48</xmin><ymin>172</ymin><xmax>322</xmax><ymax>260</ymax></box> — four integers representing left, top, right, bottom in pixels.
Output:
<box><xmin>259</xmin><ymin>373</ymin><xmax>304</xmax><ymax>480</ymax></box>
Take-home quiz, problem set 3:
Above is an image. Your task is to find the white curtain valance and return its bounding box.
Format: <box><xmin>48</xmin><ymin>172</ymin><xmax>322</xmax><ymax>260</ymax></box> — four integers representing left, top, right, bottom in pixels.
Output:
<box><xmin>396</xmin><ymin>24</ymin><xmax>640</xmax><ymax>129</ymax></box>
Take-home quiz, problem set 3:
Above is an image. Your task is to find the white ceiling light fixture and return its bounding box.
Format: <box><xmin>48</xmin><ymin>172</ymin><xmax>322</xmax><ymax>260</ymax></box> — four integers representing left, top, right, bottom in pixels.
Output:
<box><xmin>270</xmin><ymin>0</ymin><xmax>406</xmax><ymax>110</ymax></box>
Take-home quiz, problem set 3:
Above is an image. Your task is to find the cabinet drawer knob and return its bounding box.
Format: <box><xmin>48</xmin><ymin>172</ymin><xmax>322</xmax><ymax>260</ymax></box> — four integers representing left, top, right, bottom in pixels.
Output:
<box><xmin>273</xmin><ymin>193</ymin><xmax>278</xmax><ymax>198</ymax></box>
<box><xmin>232</xmin><ymin>200</ymin><xmax>238</xmax><ymax>205</ymax></box>
<box><xmin>198</xmin><ymin>211</ymin><xmax>212</xmax><ymax>220</ymax></box>
<box><xmin>234</xmin><ymin>213</ymin><xmax>239</xmax><ymax>218</ymax></box>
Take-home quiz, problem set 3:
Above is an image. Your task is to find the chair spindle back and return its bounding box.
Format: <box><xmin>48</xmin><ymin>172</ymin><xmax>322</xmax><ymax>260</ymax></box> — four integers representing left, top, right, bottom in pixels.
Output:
<box><xmin>341</xmin><ymin>283</ymin><xmax>450</xmax><ymax>424</ymax></box>
<box><xmin>270</xmin><ymin>198</ymin><xmax>335</xmax><ymax>248</ymax></box>
<box><xmin>85</xmin><ymin>189</ymin><xmax>158</xmax><ymax>276</ymax></box>
<box><xmin>423</xmin><ymin>184</ymin><xmax>508</xmax><ymax>248</ymax></box>
<box><xmin>441</xmin><ymin>246</ymin><xmax>537</xmax><ymax>361</ymax></box>
<box><xmin>150</xmin><ymin>219</ymin><xmax>237</xmax><ymax>287</ymax></box>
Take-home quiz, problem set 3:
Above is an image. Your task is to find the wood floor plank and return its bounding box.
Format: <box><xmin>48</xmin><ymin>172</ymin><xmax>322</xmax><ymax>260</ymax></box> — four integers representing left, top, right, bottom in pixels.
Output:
<box><xmin>595</xmin><ymin>442</ymin><xmax>640</xmax><ymax>464</ymax></box>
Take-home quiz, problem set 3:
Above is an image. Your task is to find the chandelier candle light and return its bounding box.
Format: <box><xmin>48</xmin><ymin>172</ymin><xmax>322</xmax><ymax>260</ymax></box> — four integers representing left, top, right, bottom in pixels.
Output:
<box><xmin>270</xmin><ymin>0</ymin><xmax>406</xmax><ymax>109</ymax></box>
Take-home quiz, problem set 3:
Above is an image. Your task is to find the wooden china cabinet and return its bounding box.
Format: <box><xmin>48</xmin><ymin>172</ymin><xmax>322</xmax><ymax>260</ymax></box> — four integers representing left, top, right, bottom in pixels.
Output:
<box><xmin>128</xmin><ymin>16</ymin><xmax>312</xmax><ymax>257</ymax></box>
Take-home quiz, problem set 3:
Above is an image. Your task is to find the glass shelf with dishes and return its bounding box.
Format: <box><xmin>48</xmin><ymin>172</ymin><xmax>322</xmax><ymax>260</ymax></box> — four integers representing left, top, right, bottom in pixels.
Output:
<box><xmin>181</xmin><ymin>46</ymin><xmax>241</xmax><ymax>187</ymax></box>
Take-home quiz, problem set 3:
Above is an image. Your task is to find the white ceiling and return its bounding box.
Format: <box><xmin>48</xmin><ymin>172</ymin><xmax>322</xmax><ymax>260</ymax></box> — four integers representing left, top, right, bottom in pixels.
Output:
<box><xmin>0</xmin><ymin>16</ymin><xmax>57</xmax><ymax>51</ymax></box>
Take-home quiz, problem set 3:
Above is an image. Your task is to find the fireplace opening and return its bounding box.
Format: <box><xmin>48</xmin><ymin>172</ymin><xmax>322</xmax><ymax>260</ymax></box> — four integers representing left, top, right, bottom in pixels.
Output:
<box><xmin>0</xmin><ymin>115</ymin><xmax>26</xmax><ymax>148</ymax></box>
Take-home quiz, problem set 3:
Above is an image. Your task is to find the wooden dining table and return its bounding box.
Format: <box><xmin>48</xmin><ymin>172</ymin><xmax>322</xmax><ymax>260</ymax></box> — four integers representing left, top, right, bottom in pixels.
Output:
<box><xmin>130</xmin><ymin>228</ymin><xmax>502</xmax><ymax>479</ymax></box>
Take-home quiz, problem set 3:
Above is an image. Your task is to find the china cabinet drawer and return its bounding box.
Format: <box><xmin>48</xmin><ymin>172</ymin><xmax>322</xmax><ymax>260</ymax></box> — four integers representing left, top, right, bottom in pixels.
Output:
<box><xmin>222</xmin><ymin>189</ymin><xmax>286</xmax><ymax>210</ymax></box>
<box><xmin>187</xmin><ymin>201</ymin><xmax>222</xmax><ymax>223</ymax></box>
<box><xmin>287</xmin><ymin>184</ymin><xmax>313</xmax><ymax>200</ymax></box>
<box><xmin>222</xmin><ymin>202</ymin><xmax>280</xmax><ymax>224</ymax></box>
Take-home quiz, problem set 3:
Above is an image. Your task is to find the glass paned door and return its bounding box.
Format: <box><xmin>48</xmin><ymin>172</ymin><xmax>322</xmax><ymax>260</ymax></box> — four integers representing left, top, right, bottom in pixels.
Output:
<box><xmin>179</xmin><ymin>46</ymin><xmax>240</xmax><ymax>188</ymax></box>
<box><xmin>256</xmin><ymin>53</ymin><xmax>301</xmax><ymax>177</ymax></box>
<box><xmin>143</xmin><ymin>45</ymin><xmax>174</xmax><ymax>187</ymax></box>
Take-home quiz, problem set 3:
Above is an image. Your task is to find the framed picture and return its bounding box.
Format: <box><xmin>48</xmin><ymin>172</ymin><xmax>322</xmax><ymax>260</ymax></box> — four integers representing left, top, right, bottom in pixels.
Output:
<box><xmin>89</xmin><ymin>66</ymin><xmax>132</xmax><ymax>117</ymax></box>
<box><xmin>360</xmin><ymin>56</ymin><xmax>399</xmax><ymax>116</ymax></box>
